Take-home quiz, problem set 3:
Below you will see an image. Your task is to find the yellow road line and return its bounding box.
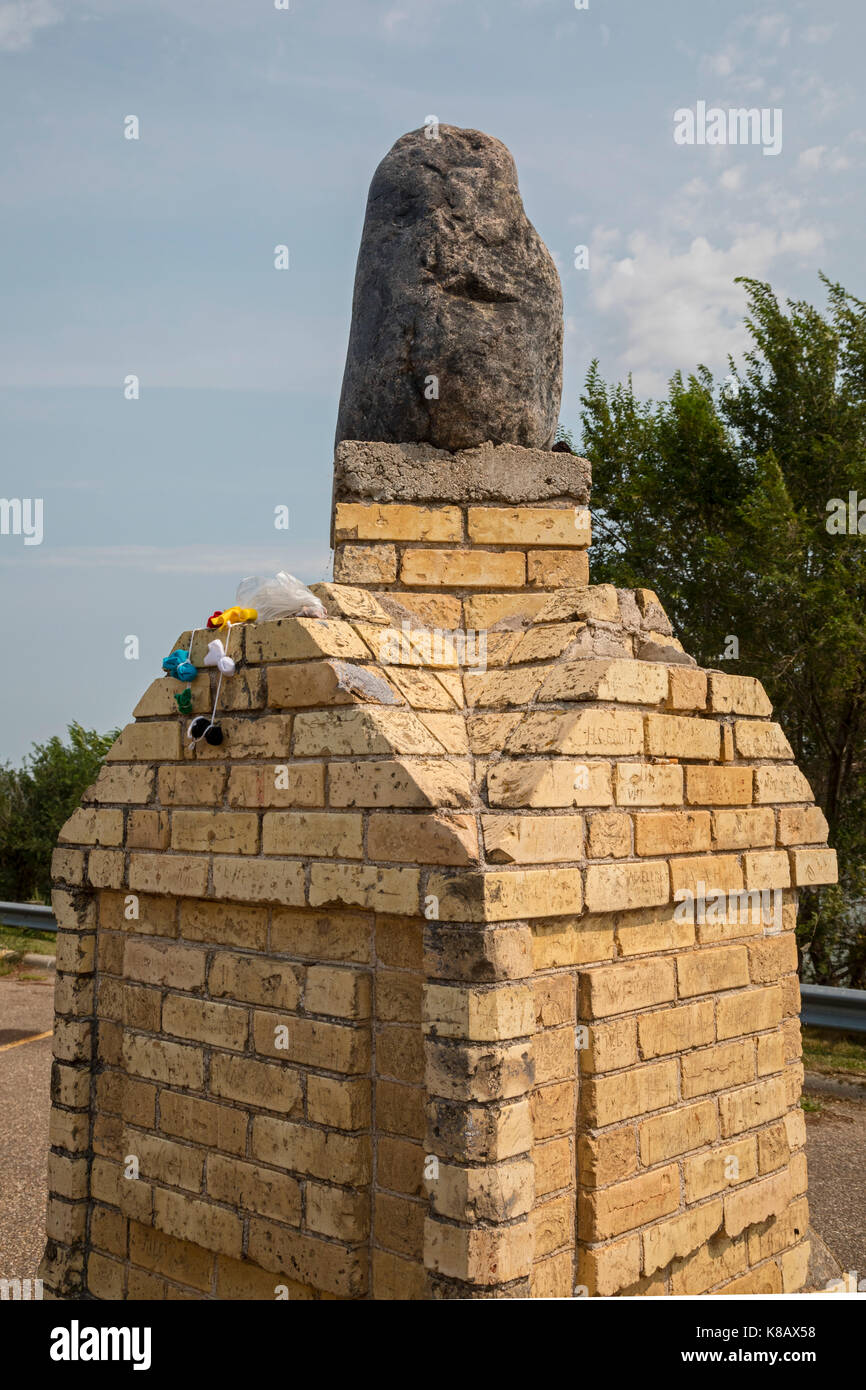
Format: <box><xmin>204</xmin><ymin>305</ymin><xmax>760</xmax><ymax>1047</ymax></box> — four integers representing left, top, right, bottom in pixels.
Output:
<box><xmin>0</xmin><ymin>1029</ymin><xmax>53</xmax><ymax>1054</ymax></box>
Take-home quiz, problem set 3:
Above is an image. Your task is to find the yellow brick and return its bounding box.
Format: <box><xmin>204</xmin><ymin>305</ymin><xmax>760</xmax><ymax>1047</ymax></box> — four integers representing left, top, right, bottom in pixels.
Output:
<box><xmin>717</xmin><ymin>986</ymin><xmax>782</xmax><ymax>1039</ymax></box>
<box><xmin>293</xmin><ymin>707</ymin><xmax>444</xmax><ymax>756</ymax></box>
<box><xmin>88</xmin><ymin>849</ymin><xmax>125</xmax><ymax>889</ymax></box>
<box><xmin>677</xmin><ymin>945</ymin><xmax>749</xmax><ymax>997</ymax></box>
<box><xmin>249</xmin><ymin>1217</ymin><xmax>367</xmax><ymax>1296</ymax></box>
<box><xmin>180</xmin><ymin>899</ymin><xmax>268</xmax><ymax>950</ymax></box>
<box><xmin>225</xmin><ymin>763</ymin><xmax>324</xmax><ymax>809</ymax></box>
<box><xmin>58</xmin><ymin>808</ymin><xmax>124</xmax><ymax>847</ymax></box>
<box><xmin>753</xmin><ymin>765</ymin><xmax>813</xmax><ymax>804</ymax></box>
<box><xmin>734</xmin><ymin>720</ymin><xmax>793</xmax><ymax>760</ymax></box>
<box><xmin>192</xmin><ymin>716</ymin><xmax>293</xmax><ymax>761</ymax></box>
<box><xmin>335</xmin><ymin>502</ymin><xmax>462</xmax><ymax>542</ymax></box>
<box><xmin>666</xmin><ymin>667</ymin><xmax>708</xmax><ymax>712</ymax></box>
<box><xmin>742</xmin><ymin>849</ymin><xmax>791</xmax><ymax>890</ymax></box>
<box><xmin>208</xmin><ymin>1153</ymin><xmax>302</xmax><ymax>1225</ymax></box>
<box><xmin>584</xmin><ymin>861</ymin><xmax>669</xmax><ymax>913</ymax></box>
<box><xmin>506</xmin><ymin>708</ymin><xmax>643</xmax><ymax>756</ymax></box>
<box><xmin>579</xmin><ymin>958</ymin><xmax>676</xmax><ymax>1019</ymax></box>
<box><xmin>122</xmin><ymin>1035</ymin><xmax>204</xmax><ymax>1089</ymax></box>
<box><xmin>309</xmin><ymin>1183</ymin><xmax>370</xmax><ymax>1242</ymax></box>
<box><xmin>463</xmin><ymin>667</ymin><xmax>545</xmax><ymax>708</ymax></box>
<box><xmin>683</xmin><ymin>1137</ymin><xmax>758</xmax><ymax>1202</ymax></box>
<box><xmin>88</xmin><ymin>763</ymin><xmax>154</xmax><ymax>804</ymax></box>
<box><xmin>124</xmin><ymin>938</ymin><xmax>205</xmax><ymax>989</ymax></box>
<box><xmin>527</xmin><ymin>549</ymin><xmax>589</xmax><ymax>586</ymax></box>
<box><xmin>106</xmin><ymin>722</ymin><xmax>181</xmax><ymax>762</ymax></box>
<box><xmin>577</xmin><ymin>1237</ymin><xmax>641</xmax><ymax>1297</ymax></box>
<box><xmin>719</xmin><ymin>1077</ymin><xmax>788</xmax><ymax>1137</ymax></box>
<box><xmin>246</xmin><ymin>617</ymin><xmax>370</xmax><ymax>665</ymax></box>
<box><xmin>538</xmin><ymin>584</ymin><xmax>620</xmax><ymax>623</ymax></box>
<box><xmin>637</xmin><ymin>1000</ymin><xmax>714</xmax><ymax>1058</ymax></box>
<box><xmin>153</xmin><ymin>1189</ymin><xmax>243</xmax><ymax>1260</ymax></box>
<box><xmin>400</xmin><ymin>548</ymin><xmax>525</xmax><ymax>589</ymax></box>
<box><xmin>685</xmin><ymin>766</ymin><xmax>753</xmax><ymax>806</ymax></box>
<box><xmin>210</xmin><ymin>1053</ymin><xmax>303</xmax><ymax>1113</ymax></box>
<box><xmin>481</xmin><ymin>813</ymin><xmax>583</xmax><ymax>864</ymax></box>
<box><xmin>615</xmin><ymin>763</ymin><xmax>683</xmax><ymax>807</ymax></box>
<box><xmin>582</xmin><ymin>1018</ymin><xmax>638</xmax><ymax>1074</ymax></box>
<box><xmin>543</xmin><ymin>659</ymin><xmax>668</xmax><ymax>706</ymax></box>
<box><xmin>643</xmin><ymin>1200</ymin><xmax>724</xmax><ymax>1275</ymax></box>
<box><xmin>424</xmin><ymin>983</ymin><xmax>535</xmax><ymax>1042</ymax></box>
<box><xmin>308</xmin><ymin>863</ymin><xmax>419</xmax><ymax>915</ymax></box>
<box><xmin>162</xmin><ymin>995</ymin><xmax>249</xmax><ymax>1049</ymax></box>
<box><xmin>747</xmin><ymin>934</ymin><xmax>798</xmax><ymax>984</ymax></box>
<box><xmin>711</xmin><ymin>809</ymin><xmax>775</xmax><ymax>849</ymax></box>
<box><xmin>669</xmin><ymin>854</ymin><xmax>743</xmax><ymax>898</ymax></box>
<box><xmin>531</xmin><ymin>916</ymin><xmax>616</xmax><ymax>970</ymax></box>
<box><xmin>724</xmin><ymin>1165</ymin><xmax>793</xmax><ymax>1237</ymax></box>
<box><xmin>776</xmin><ymin>805</ymin><xmax>828</xmax><ymax>845</ymax></box>
<box><xmin>385</xmin><ymin>666</ymin><xmax>460</xmax><ymax>710</ymax></box>
<box><xmin>251</xmin><ymin>1116</ymin><xmax>371</xmax><ymax>1184</ymax></box>
<box><xmin>580</xmin><ymin>1164</ymin><xmax>679</xmax><ymax>1240</ymax></box>
<box><xmin>488</xmin><ymin>759</ymin><xmax>612</xmax><ymax>808</ymax></box>
<box><xmin>329</xmin><ymin>757</ymin><xmax>474</xmax><ymax>808</ymax></box>
<box><xmin>127</xmin><ymin>810</ymin><xmax>170</xmax><ymax>851</ymax></box>
<box><xmin>158</xmin><ymin>765</ymin><xmax>227</xmax><ymax>805</ymax></box>
<box><xmin>334</xmin><ymin>542</ymin><xmax>398</xmax><ymax>584</ymax></box>
<box><xmin>368</xmin><ymin>812</ymin><xmax>478</xmax><ymax>865</ymax></box>
<box><xmin>159</xmin><ymin>1092</ymin><xmax>247</xmax><ymax>1154</ymax></box>
<box><xmin>261</xmin><ymin>811</ymin><xmax>363</xmax><ymax>858</ymax></box>
<box><xmin>427</xmin><ymin>867</ymin><xmax>583</xmax><ymax>922</ymax></box>
<box><xmin>645</xmin><ymin>714</ymin><xmax>720</xmax><ymax>760</ymax></box>
<box><xmin>270</xmin><ymin>908</ymin><xmax>371</xmax><ymax>962</ymax></box>
<box><xmin>305</xmin><ymin>965</ymin><xmax>371</xmax><ymax>1019</ymax></box>
<box><xmin>467</xmin><ymin>505</ymin><xmax>590</xmax><ymax>547</ymax></box>
<box><xmin>634</xmin><ymin>811</ymin><xmax>710</xmax><ymax>856</ymax></box>
<box><xmin>585</xmin><ymin>812</ymin><xmax>631</xmax><ymax>859</ymax></box>
<box><xmin>463</xmin><ymin>592</ymin><xmax>548</xmax><ymax>628</ymax></box>
<box><xmin>125</xmin><ymin>1132</ymin><xmax>204</xmax><ymax>1192</ymax></box>
<box><xmin>425</xmin><ymin>1219</ymin><xmax>533</xmax><ymax>1285</ymax></box>
<box><xmin>639</xmin><ymin>1100</ymin><xmax>718</xmax><ymax>1166</ymax></box>
<box><xmin>170</xmin><ymin>810</ymin><xmax>259</xmax><ymax>855</ymax></box>
<box><xmin>212</xmin><ymin>857</ymin><xmax>306</xmax><ymax>906</ymax></box>
<box><xmin>681</xmin><ymin>1040</ymin><xmax>754</xmax><ymax>1099</ymax></box>
<box><xmin>790</xmin><ymin>847</ymin><xmax>837</xmax><ymax>886</ymax></box>
<box><xmin>708</xmin><ymin>674</ymin><xmax>772</xmax><ymax>716</ymax></box>
<box><xmin>307</xmin><ymin>1075</ymin><xmax>370</xmax><ymax>1131</ymax></box>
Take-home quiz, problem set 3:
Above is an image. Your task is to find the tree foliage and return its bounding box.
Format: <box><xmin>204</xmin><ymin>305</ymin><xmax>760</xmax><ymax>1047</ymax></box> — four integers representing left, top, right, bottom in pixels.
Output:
<box><xmin>0</xmin><ymin>723</ymin><xmax>118</xmax><ymax>903</ymax></box>
<box><xmin>580</xmin><ymin>275</ymin><xmax>866</xmax><ymax>985</ymax></box>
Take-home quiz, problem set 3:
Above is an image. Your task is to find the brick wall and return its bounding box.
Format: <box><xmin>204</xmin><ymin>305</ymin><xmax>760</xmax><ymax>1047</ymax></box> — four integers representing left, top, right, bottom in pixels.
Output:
<box><xmin>41</xmin><ymin>442</ymin><xmax>834</xmax><ymax>1299</ymax></box>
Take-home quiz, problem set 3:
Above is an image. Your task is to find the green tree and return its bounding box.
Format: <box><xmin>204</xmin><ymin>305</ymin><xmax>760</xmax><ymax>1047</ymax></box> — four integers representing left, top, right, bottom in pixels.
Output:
<box><xmin>580</xmin><ymin>275</ymin><xmax>866</xmax><ymax>986</ymax></box>
<box><xmin>0</xmin><ymin>723</ymin><xmax>118</xmax><ymax>903</ymax></box>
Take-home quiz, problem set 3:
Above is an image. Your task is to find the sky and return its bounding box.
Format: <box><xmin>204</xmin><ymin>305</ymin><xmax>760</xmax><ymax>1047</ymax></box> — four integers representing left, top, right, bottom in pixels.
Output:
<box><xmin>1</xmin><ymin>0</ymin><xmax>863</xmax><ymax>762</ymax></box>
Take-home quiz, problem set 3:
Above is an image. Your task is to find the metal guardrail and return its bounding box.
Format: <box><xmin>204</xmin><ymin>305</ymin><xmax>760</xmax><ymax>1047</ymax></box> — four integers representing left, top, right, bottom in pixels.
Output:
<box><xmin>801</xmin><ymin>982</ymin><xmax>866</xmax><ymax>1034</ymax></box>
<box><xmin>1</xmin><ymin>901</ymin><xmax>865</xmax><ymax>1028</ymax></box>
<box><xmin>0</xmin><ymin>901</ymin><xmax>57</xmax><ymax>933</ymax></box>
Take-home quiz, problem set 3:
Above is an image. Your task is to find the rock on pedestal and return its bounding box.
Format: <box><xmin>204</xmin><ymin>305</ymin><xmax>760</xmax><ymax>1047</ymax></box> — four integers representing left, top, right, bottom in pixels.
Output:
<box><xmin>335</xmin><ymin>125</ymin><xmax>563</xmax><ymax>452</ymax></box>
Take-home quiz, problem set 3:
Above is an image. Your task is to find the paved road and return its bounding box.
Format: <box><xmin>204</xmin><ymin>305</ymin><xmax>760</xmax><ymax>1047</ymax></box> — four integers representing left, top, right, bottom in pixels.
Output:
<box><xmin>803</xmin><ymin>1073</ymin><xmax>866</xmax><ymax>1283</ymax></box>
<box><xmin>1</xmin><ymin>967</ymin><xmax>863</xmax><ymax>1292</ymax></box>
<box><xmin>0</xmin><ymin>969</ymin><xmax>55</xmax><ymax>1283</ymax></box>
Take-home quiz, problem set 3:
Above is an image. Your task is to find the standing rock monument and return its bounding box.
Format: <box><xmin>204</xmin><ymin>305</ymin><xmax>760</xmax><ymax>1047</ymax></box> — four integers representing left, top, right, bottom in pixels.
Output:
<box><xmin>335</xmin><ymin>125</ymin><xmax>563</xmax><ymax>452</ymax></box>
<box><xmin>41</xmin><ymin>127</ymin><xmax>833</xmax><ymax>1302</ymax></box>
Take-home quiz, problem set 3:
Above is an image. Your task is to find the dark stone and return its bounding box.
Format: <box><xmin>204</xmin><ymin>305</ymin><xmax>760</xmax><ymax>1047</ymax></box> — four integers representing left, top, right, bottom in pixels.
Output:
<box><xmin>335</xmin><ymin>126</ymin><xmax>563</xmax><ymax>452</ymax></box>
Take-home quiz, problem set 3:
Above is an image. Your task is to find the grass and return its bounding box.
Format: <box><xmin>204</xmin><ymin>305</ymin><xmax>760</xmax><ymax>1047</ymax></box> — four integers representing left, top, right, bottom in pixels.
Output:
<box><xmin>0</xmin><ymin>921</ymin><xmax>57</xmax><ymax>974</ymax></box>
<box><xmin>802</xmin><ymin>1025</ymin><xmax>866</xmax><ymax>1076</ymax></box>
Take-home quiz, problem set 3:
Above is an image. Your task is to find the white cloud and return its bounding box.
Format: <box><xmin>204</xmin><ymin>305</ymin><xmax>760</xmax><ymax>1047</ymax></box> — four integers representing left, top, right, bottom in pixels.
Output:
<box><xmin>802</xmin><ymin>24</ymin><xmax>836</xmax><ymax>45</ymax></box>
<box><xmin>719</xmin><ymin>167</ymin><xmax>743</xmax><ymax>191</ymax></box>
<box><xmin>798</xmin><ymin>145</ymin><xmax>827</xmax><ymax>171</ymax></box>
<box><xmin>0</xmin><ymin>0</ymin><xmax>61</xmax><ymax>52</ymax></box>
<box><xmin>589</xmin><ymin>216</ymin><xmax>824</xmax><ymax>395</ymax></box>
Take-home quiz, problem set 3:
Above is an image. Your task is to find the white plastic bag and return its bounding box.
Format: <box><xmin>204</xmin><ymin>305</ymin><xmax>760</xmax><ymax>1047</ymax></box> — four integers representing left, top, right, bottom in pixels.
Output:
<box><xmin>235</xmin><ymin>572</ymin><xmax>326</xmax><ymax>622</ymax></box>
